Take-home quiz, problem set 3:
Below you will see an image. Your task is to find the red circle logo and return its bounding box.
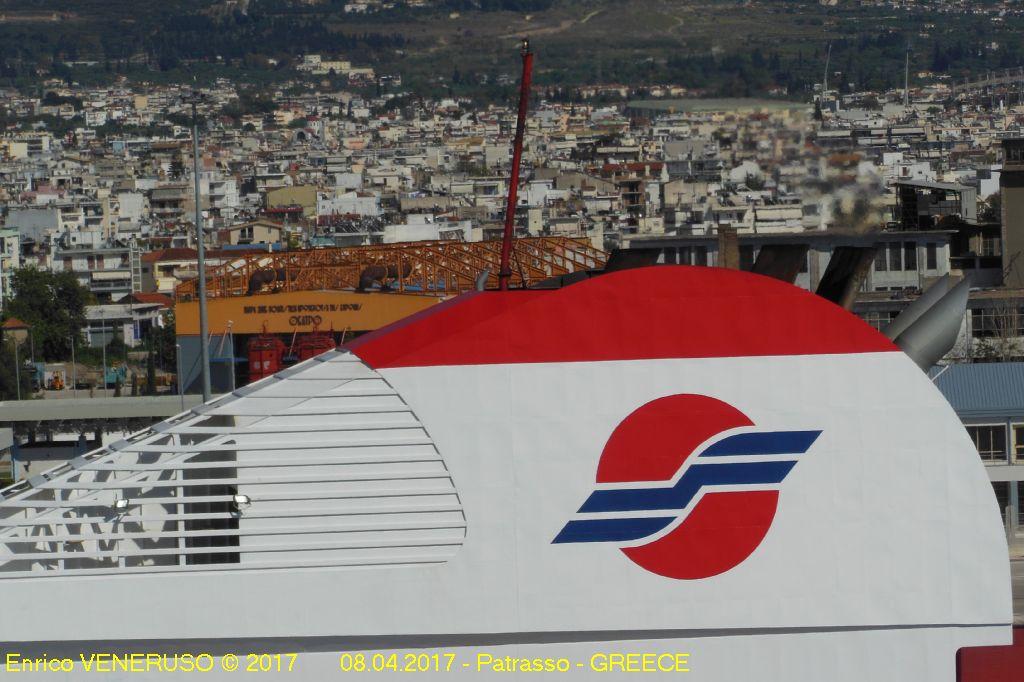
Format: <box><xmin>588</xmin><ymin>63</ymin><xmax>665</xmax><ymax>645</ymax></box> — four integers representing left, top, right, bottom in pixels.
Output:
<box><xmin>554</xmin><ymin>394</ymin><xmax>820</xmax><ymax>580</ymax></box>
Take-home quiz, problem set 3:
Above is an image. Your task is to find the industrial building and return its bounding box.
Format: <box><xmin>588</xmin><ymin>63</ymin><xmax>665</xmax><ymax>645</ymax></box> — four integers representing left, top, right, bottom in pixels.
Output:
<box><xmin>895</xmin><ymin>179</ymin><xmax>978</xmax><ymax>230</ymax></box>
<box><xmin>174</xmin><ymin>237</ymin><xmax>606</xmax><ymax>393</ymax></box>
<box><xmin>933</xmin><ymin>362</ymin><xmax>1024</xmax><ymax>549</ymax></box>
<box><xmin>625</xmin><ymin>230</ymin><xmax>955</xmax><ymax>294</ymax></box>
<box><xmin>1001</xmin><ymin>138</ymin><xmax>1024</xmax><ymax>288</ymax></box>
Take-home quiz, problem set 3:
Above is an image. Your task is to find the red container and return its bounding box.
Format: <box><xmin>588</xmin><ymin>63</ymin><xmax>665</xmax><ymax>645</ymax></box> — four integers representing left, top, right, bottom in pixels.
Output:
<box><xmin>296</xmin><ymin>331</ymin><xmax>336</xmax><ymax>362</ymax></box>
<box><xmin>247</xmin><ymin>334</ymin><xmax>286</xmax><ymax>383</ymax></box>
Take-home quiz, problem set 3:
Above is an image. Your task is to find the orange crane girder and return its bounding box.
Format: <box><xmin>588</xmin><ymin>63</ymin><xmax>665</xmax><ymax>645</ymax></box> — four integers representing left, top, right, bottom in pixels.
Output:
<box><xmin>175</xmin><ymin>238</ymin><xmax>606</xmax><ymax>302</ymax></box>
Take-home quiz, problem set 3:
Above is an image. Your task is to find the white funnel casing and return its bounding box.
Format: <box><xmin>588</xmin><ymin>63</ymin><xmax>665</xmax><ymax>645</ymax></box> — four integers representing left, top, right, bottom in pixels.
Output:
<box><xmin>0</xmin><ymin>267</ymin><xmax>1010</xmax><ymax>681</ymax></box>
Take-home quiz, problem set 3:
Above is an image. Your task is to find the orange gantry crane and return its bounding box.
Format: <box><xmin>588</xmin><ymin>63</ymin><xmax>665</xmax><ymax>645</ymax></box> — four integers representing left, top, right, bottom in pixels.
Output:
<box><xmin>174</xmin><ymin>237</ymin><xmax>607</xmax><ymax>303</ymax></box>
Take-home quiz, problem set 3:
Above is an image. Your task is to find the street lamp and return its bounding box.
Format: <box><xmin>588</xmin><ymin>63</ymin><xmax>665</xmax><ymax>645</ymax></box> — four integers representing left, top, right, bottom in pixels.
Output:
<box><xmin>70</xmin><ymin>334</ymin><xmax>77</xmax><ymax>398</ymax></box>
<box><xmin>184</xmin><ymin>89</ymin><xmax>212</xmax><ymax>402</ymax></box>
<box><xmin>12</xmin><ymin>337</ymin><xmax>20</xmax><ymax>401</ymax></box>
<box><xmin>101</xmin><ymin>328</ymin><xmax>108</xmax><ymax>399</ymax></box>
<box><xmin>175</xmin><ymin>342</ymin><xmax>184</xmax><ymax>412</ymax></box>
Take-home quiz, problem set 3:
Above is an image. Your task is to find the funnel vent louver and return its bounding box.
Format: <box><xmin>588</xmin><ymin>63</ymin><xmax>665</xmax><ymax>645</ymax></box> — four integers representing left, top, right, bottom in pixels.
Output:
<box><xmin>0</xmin><ymin>352</ymin><xmax>466</xmax><ymax>577</ymax></box>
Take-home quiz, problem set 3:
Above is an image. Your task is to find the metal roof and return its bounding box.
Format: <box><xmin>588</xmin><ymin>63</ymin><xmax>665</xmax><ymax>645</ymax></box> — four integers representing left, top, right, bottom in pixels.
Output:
<box><xmin>0</xmin><ymin>395</ymin><xmax>206</xmax><ymax>426</ymax></box>
<box><xmin>895</xmin><ymin>179</ymin><xmax>974</xmax><ymax>193</ymax></box>
<box><xmin>931</xmin><ymin>362</ymin><xmax>1024</xmax><ymax>419</ymax></box>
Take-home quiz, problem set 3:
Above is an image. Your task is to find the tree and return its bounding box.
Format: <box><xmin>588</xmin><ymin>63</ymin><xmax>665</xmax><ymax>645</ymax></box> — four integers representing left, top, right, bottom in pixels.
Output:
<box><xmin>969</xmin><ymin>302</ymin><xmax>1024</xmax><ymax>362</ymax></box>
<box><xmin>743</xmin><ymin>173</ymin><xmax>766</xmax><ymax>191</ymax></box>
<box><xmin>145</xmin><ymin>338</ymin><xmax>157</xmax><ymax>396</ymax></box>
<box><xmin>144</xmin><ymin>311</ymin><xmax>177</xmax><ymax>373</ymax></box>
<box><xmin>861</xmin><ymin>95</ymin><xmax>882</xmax><ymax>111</ymax></box>
<box><xmin>0</xmin><ymin>339</ymin><xmax>31</xmax><ymax>401</ymax></box>
<box><xmin>2</xmin><ymin>268</ymin><xmax>91</xmax><ymax>361</ymax></box>
<box><xmin>980</xmin><ymin>193</ymin><xmax>1001</xmax><ymax>223</ymax></box>
<box><xmin>106</xmin><ymin>328</ymin><xmax>128</xmax><ymax>362</ymax></box>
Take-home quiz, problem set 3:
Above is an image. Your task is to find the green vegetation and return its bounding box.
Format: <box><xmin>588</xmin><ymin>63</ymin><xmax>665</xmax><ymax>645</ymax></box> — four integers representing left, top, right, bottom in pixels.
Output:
<box><xmin>1</xmin><ymin>268</ymin><xmax>92</xmax><ymax>362</ymax></box>
<box><xmin>0</xmin><ymin>339</ymin><xmax>33</xmax><ymax>401</ymax></box>
<box><xmin>41</xmin><ymin>91</ymin><xmax>83</xmax><ymax>109</ymax></box>
<box><xmin>0</xmin><ymin>1</ymin><xmax>1023</xmax><ymax>99</ymax></box>
<box><xmin>144</xmin><ymin>310</ymin><xmax>178</xmax><ymax>374</ymax></box>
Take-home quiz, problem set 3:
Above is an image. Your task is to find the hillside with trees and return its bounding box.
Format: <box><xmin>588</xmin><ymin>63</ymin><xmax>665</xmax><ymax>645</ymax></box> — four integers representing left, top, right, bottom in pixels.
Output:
<box><xmin>1</xmin><ymin>0</ymin><xmax>1022</xmax><ymax>99</ymax></box>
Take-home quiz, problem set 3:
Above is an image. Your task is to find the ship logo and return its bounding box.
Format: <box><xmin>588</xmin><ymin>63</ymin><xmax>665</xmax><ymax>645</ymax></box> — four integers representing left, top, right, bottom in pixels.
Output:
<box><xmin>553</xmin><ymin>394</ymin><xmax>821</xmax><ymax>580</ymax></box>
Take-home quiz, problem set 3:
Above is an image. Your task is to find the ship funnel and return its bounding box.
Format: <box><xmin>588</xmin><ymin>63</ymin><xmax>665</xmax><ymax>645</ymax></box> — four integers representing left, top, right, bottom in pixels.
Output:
<box><xmin>882</xmin><ymin>274</ymin><xmax>953</xmax><ymax>341</ymax></box>
<box><xmin>883</xmin><ymin>276</ymin><xmax>970</xmax><ymax>370</ymax></box>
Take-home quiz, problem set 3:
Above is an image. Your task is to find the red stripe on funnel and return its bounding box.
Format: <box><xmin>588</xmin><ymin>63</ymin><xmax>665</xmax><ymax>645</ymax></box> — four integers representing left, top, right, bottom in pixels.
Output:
<box><xmin>347</xmin><ymin>266</ymin><xmax>897</xmax><ymax>369</ymax></box>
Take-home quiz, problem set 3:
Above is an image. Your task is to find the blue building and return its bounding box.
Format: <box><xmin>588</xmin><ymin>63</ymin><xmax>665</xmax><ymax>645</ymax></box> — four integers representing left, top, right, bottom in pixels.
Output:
<box><xmin>933</xmin><ymin>362</ymin><xmax>1024</xmax><ymax>539</ymax></box>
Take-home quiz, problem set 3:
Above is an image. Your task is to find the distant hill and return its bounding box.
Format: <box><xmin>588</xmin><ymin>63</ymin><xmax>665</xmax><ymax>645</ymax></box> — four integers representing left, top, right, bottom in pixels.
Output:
<box><xmin>0</xmin><ymin>0</ymin><xmax>1021</xmax><ymax>99</ymax></box>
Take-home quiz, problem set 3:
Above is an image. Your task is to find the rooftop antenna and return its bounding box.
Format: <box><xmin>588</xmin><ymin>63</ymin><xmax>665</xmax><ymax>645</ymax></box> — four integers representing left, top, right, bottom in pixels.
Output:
<box><xmin>822</xmin><ymin>42</ymin><xmax>832</xmax><ymax>95</ymax></box>
<box><xmin>904</xmin><ymin>44</ymin><xmax>911</xmax><ymax>109</ymax></box>
<box><xmin>498</xmin><ymin>38</ymin><xmax>534</xmax><ymax>291</ymax></box>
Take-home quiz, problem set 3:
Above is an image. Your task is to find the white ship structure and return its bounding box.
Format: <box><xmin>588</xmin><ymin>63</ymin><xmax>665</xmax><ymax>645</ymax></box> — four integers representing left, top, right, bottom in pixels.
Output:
<box><xmin>0</xmin><ymin>266</ymin><xmax>1012</xmax><ymax>681</ymax></box>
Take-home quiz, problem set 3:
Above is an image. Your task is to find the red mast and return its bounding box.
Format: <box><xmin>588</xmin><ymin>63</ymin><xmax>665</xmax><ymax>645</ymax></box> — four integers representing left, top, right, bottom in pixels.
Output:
<box><xmin>498</xmin><ymin>39</ymin><xmax>534</xmax><ymax>291</ymax></box>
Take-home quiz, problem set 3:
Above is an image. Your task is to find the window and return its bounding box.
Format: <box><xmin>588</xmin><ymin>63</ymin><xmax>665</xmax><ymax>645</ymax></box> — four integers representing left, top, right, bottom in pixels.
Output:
<box><xmin>874</xmin><ymin>244</ymin><xmax>888</xmax><ymax>272</ymax></box>
<box><xmin>1013</xmin><ymin>424</ymin><xmax>1024</xmax><ymax>463</ymax></box>
<box><xmin>971</xmin><ymin>307</ymin><xmax>1024</xmax><ymax>338</ymax></box>
<box><xmin>966</xmin><ymin>424</ymin><xmax>1007</xmax><ymax>463</ymax></box>
<box><xmin>693</xmin><ymin>246</ymin><xmax>707</xmax><ymax>266</ymax></box>
<box><xmin>926</xmin><ymin>243</ymin><xmax>937</xmax><ymax>270</ymax></box>
<box><xmin>971</xmin><ymin>308</ymin><xmax>998</xmax><ymax>338</ymax></box>
<box><xmin>903</xmin><ymin>242</ymin><xmax>917</xmax><ymax>271</ymax></box>
<box><xmin>861</xmin><ymin>311</ymin><xmax>895</xmax><ymax>331</ymax></box>
<box><xmin>1019</xmin><ymin>482</ymin><xmax>1024</xmax><ymax>527</ymax></box>
<box><xmin>981</xmin><ymin>236</ymin><xmax>1001</xmax><ymax>257</ymax></box>
<box><xmin>889</xmin><ymin>243</ymin><xmax>902</xmax><ymax>271</ymax></box>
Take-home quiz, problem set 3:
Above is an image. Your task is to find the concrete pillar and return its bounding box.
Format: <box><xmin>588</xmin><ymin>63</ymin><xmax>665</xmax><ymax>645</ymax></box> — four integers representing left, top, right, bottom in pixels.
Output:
<box><xmin>999</xmin><ymin>139</ymin><xmax>1024</xmax><ymax>287</ymax></box>
<box><xmin>718</xmin><ymin>226</ymin><xmax>739</xmax><ymax>270</ymax></box>
<box><xmin>1010</xmin><ymin>480</ymin><xmax>1020</xmax><ymax>534</ymax></box>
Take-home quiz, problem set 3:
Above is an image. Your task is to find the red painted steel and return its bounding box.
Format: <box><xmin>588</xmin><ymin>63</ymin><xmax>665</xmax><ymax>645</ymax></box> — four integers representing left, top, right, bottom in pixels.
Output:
<box><xmin>247</xmin><ymin>333</ymin><xmax>286</xmax><ymax>383</ymax></box>
<box><xmin>957</xmin><ymin>626</ymin><xmax>1024</xmax><ymax>681</ymax></box>
<box><xmin>297</xmin><ymin>330</ymin><xmax>338</xmax><ymax>362</ymax></box>
<box><xmin>498</xmin><ymin>40</ymin><xmax>535</xmax><ymax>291</ymax></box>
<box><xmin>346</xmin><ymin>266</ymin><xmax>899</xmax><ymax>369</ymax></box>
<box><xmin>596</xmin><ymin>394</ymin><xmax>753</xmax><ymax>484</ymax></box>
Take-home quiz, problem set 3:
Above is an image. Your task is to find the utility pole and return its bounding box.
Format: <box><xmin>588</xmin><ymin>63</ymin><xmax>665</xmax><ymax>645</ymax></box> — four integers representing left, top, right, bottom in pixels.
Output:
<box><xmin>176</xmin><ymin>343</ymin><xmax>184</xmax><ymax>413</ymax></box>
<box><xmin>102</xmin><ymin>335</ymin><xmax>108</xmax><ymax>398</ymax></box>
<box><xmin>189</xmin><ymin>92</ymin><xmax>212</xmax><ymax>402</ymax></box>
<box><xmin>227</xmin><ymin>321</ymin><xmax>236</xmax><ymax>393</ymax></box>
<box><xmin>70</xmin><ymin>335</ymin><xmax>77</xmax><ymax>398</ymax></box>
<box><xmin>904</xmin><ymin>45</ymin><xmax>911</xmax><ymax>109</ymax></box>
<box><xmin>13</xmin><ymin>339</ymin><xmax>20</xmax><ymax>401</ymax></box>
<box><xmin>823</xmin><ymin>42</ymin><xmax>832</xmax><ymax>95</ymax></box>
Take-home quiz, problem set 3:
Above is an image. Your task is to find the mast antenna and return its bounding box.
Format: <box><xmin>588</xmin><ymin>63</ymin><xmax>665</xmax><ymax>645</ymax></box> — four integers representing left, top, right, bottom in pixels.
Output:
<box><xmin>498</xmin><ymin>38</ymin><xmax>534</xmax><ymax>291</ymax></box>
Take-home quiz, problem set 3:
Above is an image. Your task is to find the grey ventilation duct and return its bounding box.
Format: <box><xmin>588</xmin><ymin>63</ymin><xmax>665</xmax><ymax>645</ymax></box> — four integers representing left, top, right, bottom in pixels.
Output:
<box><xmin>882</xmin><ymin>274</ymin><xmax>953</xmax><ymax>341</ymax></box>
<box><xmin>883</xmin><ymin>276</ymin><xmax>970</xmax><ymax>370</ymax></box>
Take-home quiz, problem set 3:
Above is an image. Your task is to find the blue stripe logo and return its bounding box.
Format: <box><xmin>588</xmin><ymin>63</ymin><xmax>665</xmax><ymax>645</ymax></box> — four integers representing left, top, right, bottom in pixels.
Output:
<box><xmin>554</xmin><ymin>430</ymin><xmax>821</xmax><ymax>545</ymax></box>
